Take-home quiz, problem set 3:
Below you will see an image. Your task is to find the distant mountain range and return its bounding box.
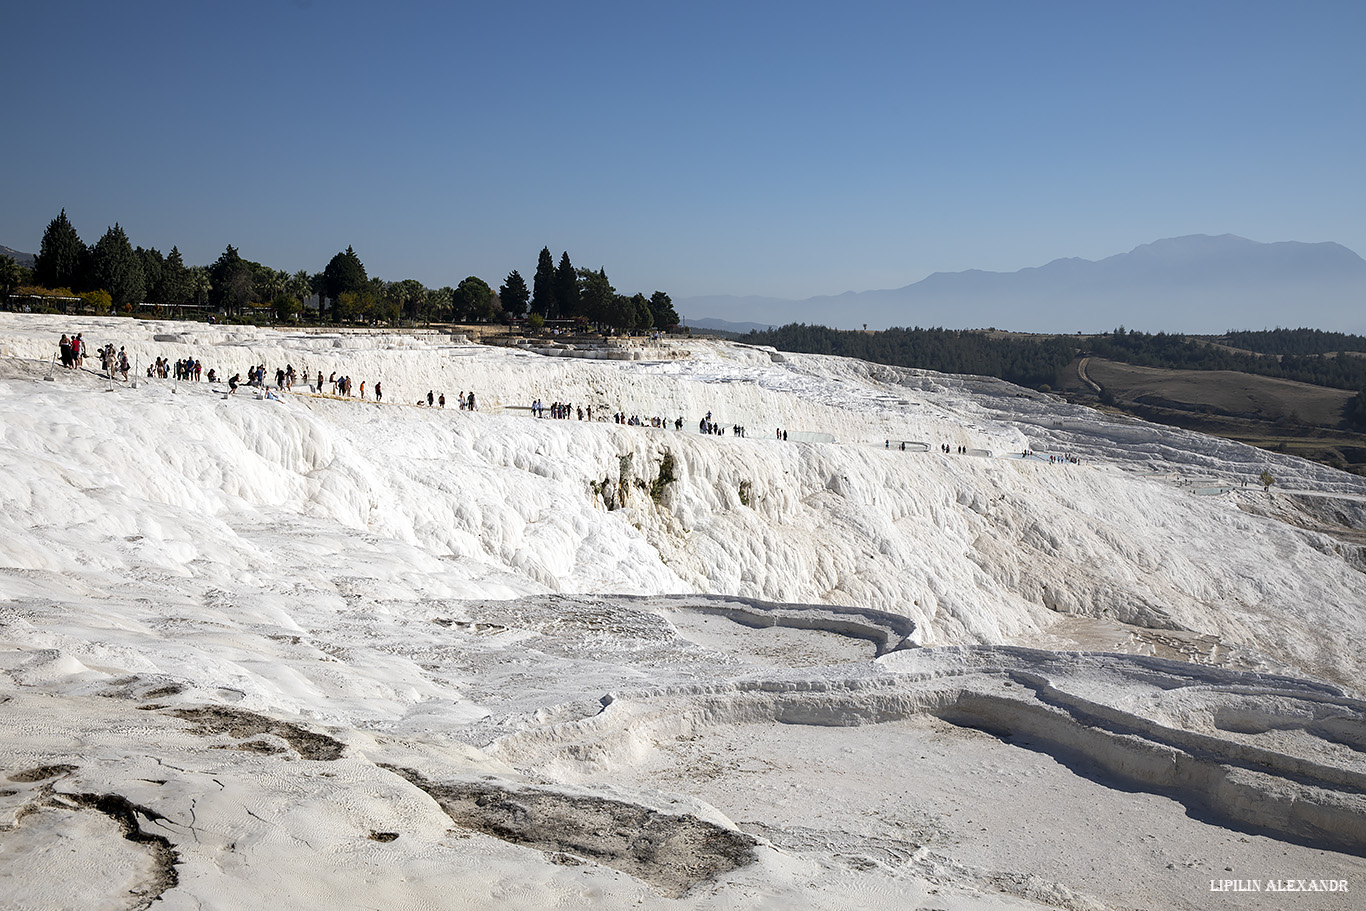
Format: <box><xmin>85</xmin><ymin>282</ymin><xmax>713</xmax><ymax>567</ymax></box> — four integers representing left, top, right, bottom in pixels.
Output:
<box><xmin>1</xmin><ymin>245</ymin><xmax>35</xmax><ymax>267</ymax></box>
<box><xmin>678</xmin><ymin>235</ymin><xmax>1366</xmax><ymax>335</ymax></box>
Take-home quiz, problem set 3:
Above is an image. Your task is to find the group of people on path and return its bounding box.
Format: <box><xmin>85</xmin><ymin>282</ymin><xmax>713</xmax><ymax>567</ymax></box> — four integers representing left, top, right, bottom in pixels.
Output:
<box><xmin>56</xmin><ymin>331</ymin><xmax>778</xmax><ymax>448</ymax></box>
<box><xmin>699</xmin><ymin>416</ymin><xmax>747</xmax><ymax>437</ymax></box>
<box><xmin>414</xmin><ymin>390</ymin><xmax>471</xmax><ymax>409</ymax></box>
<box><xmin>320</xmin><ymin>372</ymin><xmax>378</xmax><ymax>402</ymax></box>
<box><xmin>329</xmin><ymin>373</ymin><xmax>357</xmax><ymax>397</ymax></box>
<box><xmin>698</xmin><ymin>414</ymin><xmax>744</xmax><ymax>436</ymax></box>
<box><xmin>54</xmin><ymin>334</ymin><xmax>436</xmax><ymax>414</ymax></box>
<box><xmin>57</xmin><ymin>333</ymin><xmax>86</xmax><ymax>369</ymax></box>
<box><xmin>55</xmin><ymin>333</ymin><xmax>793</xmax><ymax>451</ymax></box>
<box><xmin>147</xmin><ymin>357</ymin><xmax>203</xmax><ymax>381</ymax></box>
<box><xmin>617</xmin><ymin>412</ymin><xmax>668</xmax><ymax>427</ymax></box>
<box><xmin>99</xmin><ymin>344</ymin><xmax>130</xmax><ymax>381</ymax></box>
<box><xmin>526</xmin><ymin>399</ymin><xmax>761</xmax><ymax>440</ymax></box>
<box><xmin>533</xmin><ymin>399</ymin><xmax>590</xmax><ymax>421</ymax></box>
<box><xmin>57</xmin><ymin>332</ymin><xmax>125</xmax><ymax>381</ymax></box>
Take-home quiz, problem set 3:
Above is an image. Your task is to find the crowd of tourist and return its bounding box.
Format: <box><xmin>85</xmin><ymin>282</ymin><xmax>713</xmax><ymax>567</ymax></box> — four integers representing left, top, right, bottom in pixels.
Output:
<box><xmin>147</xmin><ymin>357</ymin><xmax>204</xmax><ymax>381</ymax></box>
<box><xmin>51</xmin><ymin>332</ymin><xmax>1086</xmax><ymax>464</ymax></box>
<box><xmin>56</xmin><ymin>332</ymin><xmax>770</xmax><ymax>446</ymax></box>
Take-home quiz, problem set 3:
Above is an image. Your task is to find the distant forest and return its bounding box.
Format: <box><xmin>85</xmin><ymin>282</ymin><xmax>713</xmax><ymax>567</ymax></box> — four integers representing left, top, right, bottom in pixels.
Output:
<box><xmin>1220</xmin><ymin>328</ymin><xmax>1366</xmax><ymax>356</ymax></box>
<box><xmin>739</xmin><ymin>323</ymin><xmax>1366</xmax><ymax>428</ymax></box>
<box><xmin>740</xmin><ymin>324</ymin><xmax>1078</xmax><ymax>389</ymax></box>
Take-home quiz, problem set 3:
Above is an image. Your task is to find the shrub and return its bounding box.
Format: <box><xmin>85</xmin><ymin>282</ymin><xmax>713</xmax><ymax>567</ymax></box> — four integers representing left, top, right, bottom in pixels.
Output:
<box><xmin>650</xmin><ymin>450</ymin><xmax>676</xmax><ymax>504</ymax></box>
<box><xmin>82</xmin><ymin>289</ymin><xmax>112</xmax><ymax>314</ymax></box>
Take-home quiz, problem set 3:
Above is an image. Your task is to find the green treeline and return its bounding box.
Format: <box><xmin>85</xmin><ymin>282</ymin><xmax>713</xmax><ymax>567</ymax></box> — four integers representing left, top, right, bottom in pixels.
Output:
<box><xmin>739</xmin><ymin>323</ymin><xmax>1077</xmax><ymax>389</ymax></box>
<box><xmin>1220</xmin><ymin>329</ymin><xmax>1366</xmax><ymax>356</ymax></box>
<box><xmin>1</xmin><ymin>212</ymin><xmax>681</xmax><ymax>332</ymax></box>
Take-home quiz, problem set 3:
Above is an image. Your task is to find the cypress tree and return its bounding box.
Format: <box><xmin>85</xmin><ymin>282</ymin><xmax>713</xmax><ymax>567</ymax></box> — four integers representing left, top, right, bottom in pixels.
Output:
<box><xmin>158</xmin><ymin>246</ymin><xmax>187</xmax><ymax>305</ymax></box>
<box><xmin>650</xmin><ymin>291</ymin><xmax>679</xmax><ymax>329</ymax></box>
<box><xmin>88</xmin><ymin>223</ymin><xmax>146</xmax><ymax>311</ymax></box>
<box><xmin>137</xmin><ymin>246</ymin><xmax>164</xmax><ymax>303</ymax></box>
<box><xmin>499</xmin><ymin>270</ymin><xmax>530</xmax><ymax>317</ymax></box>
<box><xmin>577</xmin><ymin>267</ymin><xmax>614</xmax><ymax>326</ymax></box>
<box><xmin>629</xmin><ymin>292</ymin><xmax>653</xmax><ymax>331</ymax></box>
<box><xmin>34</xmin><ymin>208</ymin><xmax>86</xmax><ymax>291</ymax></box>
<box><xmin>554</xmin><ymin>252</ymin><xmax>579</xmax><ymax>319</ymax></box>
<box><xmin>531</xmin><ymin>247</ymin><xmax>557</xmax><ymax>317</ymax></box>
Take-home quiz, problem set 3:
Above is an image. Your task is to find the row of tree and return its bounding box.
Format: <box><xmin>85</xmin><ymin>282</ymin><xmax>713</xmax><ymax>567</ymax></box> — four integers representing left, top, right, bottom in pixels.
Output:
<box><xmin>503</xmin><ymin>247</ymin><xmax>679</xmax><ymax>329</ymax></box>
<box><xmin>15</xmin><ymin>210</ymin><xmax>211</xmax><ymax>313</ymax></box>
<box><xmin>4</xmin><ymin>210</ymin><xmax>681</xmax><ymax>332</ymax></box>
<box><xmin>739</xmin><ymin>323</ymin><xmax>1078</xmax><ymax>390</ymax></box>
<box><xmin>1219</xmin><ymin>328</ymin><xmax>1366</xmax><ymax>356</ymax></box>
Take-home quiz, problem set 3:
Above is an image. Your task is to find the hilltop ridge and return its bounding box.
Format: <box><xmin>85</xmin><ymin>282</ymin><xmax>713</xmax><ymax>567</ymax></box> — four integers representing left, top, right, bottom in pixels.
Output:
<box><xmin>0</xmin><ymin>244</ymin><xmax>35</xmax><ymax>266</ymax></box>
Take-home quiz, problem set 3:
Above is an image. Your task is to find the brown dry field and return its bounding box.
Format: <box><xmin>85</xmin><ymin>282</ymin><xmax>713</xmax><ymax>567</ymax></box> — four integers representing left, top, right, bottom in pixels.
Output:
<box><xmin>1080</xmin><ymin>358</ymin><xmax>1353</xmax><ymax>424</ymax></box>
<box><xmin>1059</xmin><ymin>357</ymin><xmax>1366</xmax><ymax>475</ymax></box>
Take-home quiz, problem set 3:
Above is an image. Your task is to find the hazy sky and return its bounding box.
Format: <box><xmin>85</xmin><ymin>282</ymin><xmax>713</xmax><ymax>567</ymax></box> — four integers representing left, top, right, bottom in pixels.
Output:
<box><xmin>4</xmin><ymin>1</ymin><xmax>1363</xmax><ymax>301</ymax></box>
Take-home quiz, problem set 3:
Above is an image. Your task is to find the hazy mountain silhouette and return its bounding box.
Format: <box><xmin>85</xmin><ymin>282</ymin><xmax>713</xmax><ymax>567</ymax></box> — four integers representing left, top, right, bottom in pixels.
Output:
<box><xmin>679</xmin><ymin>235</ymin><xmax>1366</xmax><ymax>334</ymax></box>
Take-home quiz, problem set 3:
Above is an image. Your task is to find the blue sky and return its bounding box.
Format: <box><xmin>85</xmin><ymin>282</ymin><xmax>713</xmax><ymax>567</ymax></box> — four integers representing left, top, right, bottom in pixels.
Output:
<box><xmin>4</xmin><ymin>1</ymin><xmax>1364</xmax><ymax>305</ymax></box>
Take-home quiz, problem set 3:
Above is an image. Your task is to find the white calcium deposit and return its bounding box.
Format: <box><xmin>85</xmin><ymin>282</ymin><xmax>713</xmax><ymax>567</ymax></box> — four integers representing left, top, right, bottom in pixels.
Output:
<box><xmin>1</xmin><ymin>313</ymin><xmax>1363</xmax><ymax>910</ymax></box>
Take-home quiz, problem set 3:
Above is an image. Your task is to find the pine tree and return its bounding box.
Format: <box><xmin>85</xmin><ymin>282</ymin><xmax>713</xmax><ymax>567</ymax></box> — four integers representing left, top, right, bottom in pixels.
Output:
<box><xmin>649</xmin><ymin>291</ymin><xmax>679</xmax><ymax>329</ymax></box>
<box><xmin>577</xmin><ymin>267</ymin><xmax>614</xmax><ymax>326</ymax></box>
<box><xmin>34</xmin><ymin>209</ymin><xmax>86</xmax><ymax>291</ymax></box>
<box><xmin>629</xmin><ymin>293</ymin><xmax>653</xmax><ymax>331</ymax></box>
<box><xmin>137</xmin><ymin>246</ymin><xmax>164</xmax><ymax>304</ymax></box>
<box><xmin>157</xmin><ymin>246</ymin><xmax>188</xmax><ymax>305</ymax></box>
<box><xmin>88</xmin><ymin>223</ymin><xmax>146</xmax><ymax>311</ymax></box>
<box><xmin>499</xmin><ymin>270</ymin><xmax>530</xmax><ymax>317</ymax></box>
<box><xmin>604</xmin><ymin>293</ymin><xmax>632</xmax><ymax>330</ymax></box>
<box><xmin>531</xmin><ymin>247</ymin><xmax>557</xmax><ymax>318</ymax></box>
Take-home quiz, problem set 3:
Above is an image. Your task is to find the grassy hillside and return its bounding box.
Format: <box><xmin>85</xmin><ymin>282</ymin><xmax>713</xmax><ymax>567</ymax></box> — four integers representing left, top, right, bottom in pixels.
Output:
<box><xmin>1058</xmin><ymin>357</ymin><xmax>1366</xmax><ymax>475</ymax></box>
